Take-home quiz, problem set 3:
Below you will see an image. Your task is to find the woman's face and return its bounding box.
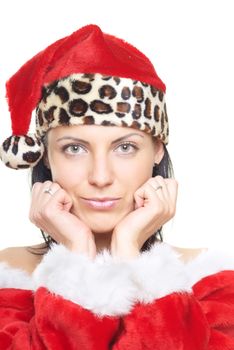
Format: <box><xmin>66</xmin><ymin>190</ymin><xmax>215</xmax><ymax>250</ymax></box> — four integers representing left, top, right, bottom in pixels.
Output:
<box><xmin>46</xmin><ymin>125</ymin><xmax>164</xmax><ymax>234</ymax></box>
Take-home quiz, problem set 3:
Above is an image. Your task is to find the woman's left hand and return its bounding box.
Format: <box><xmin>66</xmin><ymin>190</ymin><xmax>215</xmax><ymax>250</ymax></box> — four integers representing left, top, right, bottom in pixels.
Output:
<box><xmin>111</xmin><ymin>176</ymin><xmax>178</xmax><ymax>259</ymax></box>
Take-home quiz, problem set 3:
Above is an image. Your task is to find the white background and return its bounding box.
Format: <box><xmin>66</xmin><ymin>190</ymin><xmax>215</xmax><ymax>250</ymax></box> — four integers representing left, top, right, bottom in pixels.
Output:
<box><xmin>0</xmin><ymin>0</ymin><xmax>234</xmax><ymax>250</ymax></box>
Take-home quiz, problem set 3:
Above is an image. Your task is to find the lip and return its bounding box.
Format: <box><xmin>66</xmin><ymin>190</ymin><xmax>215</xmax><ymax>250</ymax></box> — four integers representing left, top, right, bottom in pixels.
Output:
<box><xmin>80</xmin><ymin>197</ymin><xmax>120</xmax><ymax>210</ymax></box>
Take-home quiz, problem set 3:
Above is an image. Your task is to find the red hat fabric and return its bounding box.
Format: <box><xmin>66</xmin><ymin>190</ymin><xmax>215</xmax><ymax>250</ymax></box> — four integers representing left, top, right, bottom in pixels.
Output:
<box><xmin>0</xmin><ymin>24</ymin><xmax>168</xmax><ymax>169</ymax></box>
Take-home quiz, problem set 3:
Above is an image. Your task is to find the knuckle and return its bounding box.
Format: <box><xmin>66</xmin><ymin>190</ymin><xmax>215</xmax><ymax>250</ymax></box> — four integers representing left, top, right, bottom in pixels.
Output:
<box><xmin>155</xmin><ymin>175</ymin><xmax>164</xmax><ymax>181</ymax></box>
<box><xmin>32</xmin><ymin>182</ymin><xmax>41</xmax><ymax>191</ymax></box>
<box><xmin>146</xmin><ymin>178</ymin><xmax>155</xmax><ymax>187</ymax></box>
<box><xmin>43</xmin><ymin>180</ymin><xmax>52</xmax><ymax>188</ymax></box>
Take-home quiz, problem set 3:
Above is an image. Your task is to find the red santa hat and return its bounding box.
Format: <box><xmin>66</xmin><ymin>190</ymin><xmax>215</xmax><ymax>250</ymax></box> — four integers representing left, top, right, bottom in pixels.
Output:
<box><xmin>0</xmin><ymin>24</ymin><xmax>168</xmax><ymax>169</ymax></box>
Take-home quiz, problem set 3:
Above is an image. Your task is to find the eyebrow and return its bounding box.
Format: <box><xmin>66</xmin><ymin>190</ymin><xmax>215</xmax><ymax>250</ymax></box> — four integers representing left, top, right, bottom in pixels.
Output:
<box><xmin>56</xmin><ymin>132</ymin><xmax>144</xmax><ymax>144</ymax></box>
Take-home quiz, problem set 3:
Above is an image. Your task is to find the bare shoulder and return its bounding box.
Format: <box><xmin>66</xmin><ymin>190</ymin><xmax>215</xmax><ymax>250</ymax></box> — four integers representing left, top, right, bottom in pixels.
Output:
<box><xmin>171</xmin><ymin>245</ymin><xmax>207</xmax><ymax>263</ymax></box>
<box><xmin>0</xmin><ymin>243</ymin><xmax>47</xmax><ymax>274</ymax></box>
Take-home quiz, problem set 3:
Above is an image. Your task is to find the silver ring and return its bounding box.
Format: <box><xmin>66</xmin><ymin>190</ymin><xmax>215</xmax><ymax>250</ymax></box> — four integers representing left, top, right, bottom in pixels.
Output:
<box><xmin>154</xmin><ymin>185</ymin><xmax>163</xmax><ymax>191</ymax></box>
<box><xmin>44</xmin><ymin>188</ymin><xmax>53</xmax><ymax>196</ymax></box>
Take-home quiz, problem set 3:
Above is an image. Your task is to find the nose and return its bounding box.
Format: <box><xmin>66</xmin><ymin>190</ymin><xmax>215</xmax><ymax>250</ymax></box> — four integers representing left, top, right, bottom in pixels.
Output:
<box><xmin>88</xmin><ymin>154</ymin><xmax>114</xmax><ymax>188</ymax></box>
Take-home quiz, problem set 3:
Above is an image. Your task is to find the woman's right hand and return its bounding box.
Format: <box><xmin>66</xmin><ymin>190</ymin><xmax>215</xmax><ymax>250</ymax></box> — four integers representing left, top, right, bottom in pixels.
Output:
<box><xmin>29</xmin><ymin>181</ymin><xmax>96</xmax><ymax>259</ymax></box>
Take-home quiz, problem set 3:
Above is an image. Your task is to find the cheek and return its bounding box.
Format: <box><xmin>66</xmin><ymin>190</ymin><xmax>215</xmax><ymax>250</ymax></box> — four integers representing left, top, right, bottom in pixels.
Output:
<box><xmin>50</xmin><ymin>161</ymin><xmax>85</xmax><ymax>190</ymax></box>
<box><xmin>117</xmin><ymin>160</ymin><xmax>153</xmax><ymax>191</ymax></box>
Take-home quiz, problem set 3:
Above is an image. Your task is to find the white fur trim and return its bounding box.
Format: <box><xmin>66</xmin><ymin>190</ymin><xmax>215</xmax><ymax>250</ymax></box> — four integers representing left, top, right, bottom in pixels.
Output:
<box><xmin>130</xmin><ymin>244</ymin><xmax>191</xmax><ymax>303</ymax></box>
<box><xmin>33</xmin><ymin>244</ymin><xmax>138</xmax><ymax>317</ymax></box>
<box><xmin>184</xmin><ymin>247</ymin><xmax>234</xmax><ymax>286</ymax></box>
<box><xmin>1</xmin><ymin>243</ymin><xmax>233</xmax><ymax>316</ymax></box>
<box><xmin>130</xmin><ymin>244</ymin><xmax>234</xmax><ymax>303</ymax></box>
<box><xmin>0</xmin><ymin>262</ymin><xmax>33</xmax><ymax>290</ymax></box>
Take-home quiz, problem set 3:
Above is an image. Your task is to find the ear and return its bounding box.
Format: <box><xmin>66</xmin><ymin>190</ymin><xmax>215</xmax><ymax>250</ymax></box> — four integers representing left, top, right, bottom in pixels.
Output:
<box><xmin>154</xmin><ymin>139</ymin><xmax>165</xmax><ymax>164</ymax></box>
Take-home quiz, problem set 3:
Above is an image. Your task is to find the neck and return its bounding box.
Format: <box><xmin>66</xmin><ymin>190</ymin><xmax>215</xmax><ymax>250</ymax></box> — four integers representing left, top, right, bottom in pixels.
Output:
<box><xmin>94</xmin><ymin>232</ymin><xmax>112</xmax><ymax>253</ymax></box>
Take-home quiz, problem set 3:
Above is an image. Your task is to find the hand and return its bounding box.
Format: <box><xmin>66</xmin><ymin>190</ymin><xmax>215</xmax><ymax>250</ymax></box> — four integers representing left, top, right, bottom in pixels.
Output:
<box><xmin>29</xmin><ymin>181</ymin><xmax>96</xmax><ymax>258</ymax></box>
<box><xmin>111</xmin><ymin>176</ymin><xmax>178</xmax><ymax>259</ymax></box>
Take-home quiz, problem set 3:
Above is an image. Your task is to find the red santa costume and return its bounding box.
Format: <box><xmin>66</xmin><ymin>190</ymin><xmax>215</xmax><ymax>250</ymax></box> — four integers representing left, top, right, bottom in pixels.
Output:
<box><xmin>0</xmin><ymin>243</ymin><xmax>234</xmax><ymax>349</ymax></box>
<box><xmin>0</xmin><ymin>25</ymin><xmax>234</xmax><ymax>349</ymax></box>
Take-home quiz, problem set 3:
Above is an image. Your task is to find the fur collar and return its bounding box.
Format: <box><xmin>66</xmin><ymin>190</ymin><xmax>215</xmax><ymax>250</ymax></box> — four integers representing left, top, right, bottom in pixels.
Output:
<box><xmin>0</xmin><ymin>243</ymin><xmax>233</xmax><ymax>316</ymax></box>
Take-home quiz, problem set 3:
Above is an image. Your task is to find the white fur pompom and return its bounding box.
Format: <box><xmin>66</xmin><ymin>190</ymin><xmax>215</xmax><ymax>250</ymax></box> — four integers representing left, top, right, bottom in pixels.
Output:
<box><xmin>0</xmin><ymin>133</ymin><xmax>44</xmax><ymax>169</ymax></box>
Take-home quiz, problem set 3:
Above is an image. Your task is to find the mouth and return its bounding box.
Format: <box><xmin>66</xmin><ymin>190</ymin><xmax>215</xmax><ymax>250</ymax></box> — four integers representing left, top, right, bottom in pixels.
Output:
<box><xmin>80</xmin><ymin>197</ymin><xmax>121</xmax><ymax>210</ymax></box>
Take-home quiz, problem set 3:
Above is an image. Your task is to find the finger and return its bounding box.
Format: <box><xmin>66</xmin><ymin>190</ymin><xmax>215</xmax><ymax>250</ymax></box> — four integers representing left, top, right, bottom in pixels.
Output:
<box><xmin>30</xmin><ymin>182</ymin><xmax>45</xmax><ymax>219</ymax></box>
<box><xmin>148</xmin><ymin>176</ymin><xmax>167</xmax><ymax>201</ymax></box>
<box><xmin>30</xmin><ymin>181</ymin><xmax>60</xmax><ymax>221</ymax></box>
<box><xmin>164</xmin><ymin>179</ymin><xmax>178</xmax><ymax>208</ymax></box>
<box><xmin>42</xmin><ymin>181</ymin><xmax>60</xmax><ymax>196</ymax></box>
<box><xmin>134</xmin><ymin>182</ymin><xmax>163</xmax><ymax>209</ymax></box>
<box><xmin>44</xmin><ymin>188</ymin><xmax>73</xmax><ymax>212</ymax></box>
<box><xmin>32</xmin><ymin>180</ymin><xmax>53</xmax><ymax>201</ymax></box>
<box><xmin>155</xmin><ymin>176</ymin><xmax>170</xmax><ymax>194</ymax></box>
<box><xmin>38</xmin><ymin>182</ymin><xmax>62</xmax><ymax>206</ymax></box>
<box><xmin>31</xmin><ymin>188</ymin><xmax>73</xmax><ymax>231</ymax></box>
<box><xmin>148</xmin><ymin>177</ymin><xmax>177</xmax><ymax>218</ymax></box>
<box><xmin>31</xmin><ymin>181</ymin><xmax>43</xmax><ymax>198</ymax></box>
<box><xmin>42</xmin><ymin>180</ymin><xmax>53</xmax><ymax>190</ymax></box>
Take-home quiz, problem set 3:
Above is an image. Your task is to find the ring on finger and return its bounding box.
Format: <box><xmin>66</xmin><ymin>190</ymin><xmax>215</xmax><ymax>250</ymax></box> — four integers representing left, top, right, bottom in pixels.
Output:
<box><xmin>151</xmin><ymin>184</ymin><xmax>163</xmax><ymax>192</ymax></box>
<box><xmin>43</xmin><ymin>187</ymin><xmax>54</xmax><ymax>196</ymax></box>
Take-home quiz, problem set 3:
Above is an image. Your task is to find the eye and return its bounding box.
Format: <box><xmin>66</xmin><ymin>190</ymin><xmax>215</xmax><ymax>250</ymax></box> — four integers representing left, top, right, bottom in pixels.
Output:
<box><xmin>62</xmin><ymin>144</ymin><xmax>87</xmax><ymax>155</ymax></box>
<box><xmin>115</xmin><ymin>142</ymin><xmax>138</xmax><ymax>154</ymax></box>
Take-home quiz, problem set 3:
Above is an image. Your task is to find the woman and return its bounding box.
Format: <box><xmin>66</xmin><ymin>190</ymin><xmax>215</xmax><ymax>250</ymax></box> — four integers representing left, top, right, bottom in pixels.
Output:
<box><xmin>0</xmin><ymin>24</ymin><xmax>234</xmax><ymax>349</ymax></box>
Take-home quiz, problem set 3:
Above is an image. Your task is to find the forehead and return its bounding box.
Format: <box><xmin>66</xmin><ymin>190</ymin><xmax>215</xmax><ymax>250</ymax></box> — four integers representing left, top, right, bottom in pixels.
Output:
<box><xmin>48</xmin><ymin>124</ymin><xmax>150</xmax><ymax>141</ymax></box>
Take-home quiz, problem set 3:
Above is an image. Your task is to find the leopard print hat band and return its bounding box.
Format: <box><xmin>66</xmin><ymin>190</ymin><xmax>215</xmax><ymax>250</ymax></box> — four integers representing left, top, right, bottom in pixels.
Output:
<box><xmin>36</xmin><ymin>73</ymin><xmax>168</xmax><ymax>142</ymax></box>
<box><xmin>0</xmin><ymin>25</ymin><xmax>168</xmax><ymax>169</ymax></box>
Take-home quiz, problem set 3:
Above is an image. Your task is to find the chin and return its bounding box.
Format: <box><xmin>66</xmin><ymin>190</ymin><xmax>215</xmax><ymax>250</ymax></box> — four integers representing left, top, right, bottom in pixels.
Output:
<box><xmin>92</xmin><ymin>228</ymin><xmax>113</xmax><ymax>235</ymax></box>
<box><xmin>72</xmin><ymin>202</ymin><xmax>133</xmax><ymax>234</ymax></box>
<box><xmin>75</xmin><ymin>209</ymin><xmax>129</xmax><ymax>235</ymax></box>
<box><xmin>86</xmin><ymin>219</ymin><xmax>116</xmax><ymax>235</ymax></box>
